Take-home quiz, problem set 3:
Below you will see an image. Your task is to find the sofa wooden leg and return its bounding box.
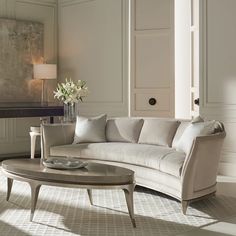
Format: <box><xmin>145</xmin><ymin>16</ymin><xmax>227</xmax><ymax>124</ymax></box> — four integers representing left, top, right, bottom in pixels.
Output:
<box><xmin>87</xmin><ymin>189</ymin><xmax>93</xmax><ymax>205</ymax></box>
<box><xmin>181</xmin><ymin>200</ymin><xmax>189</xmax><ymax>215</ymax></box>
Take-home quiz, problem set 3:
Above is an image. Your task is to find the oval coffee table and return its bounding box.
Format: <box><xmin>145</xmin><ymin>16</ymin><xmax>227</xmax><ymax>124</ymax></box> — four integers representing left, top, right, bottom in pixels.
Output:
<box><xmin>2</xmin><ymin>159</ymin><xmax>136</xmax><ymax>227</ymax></box>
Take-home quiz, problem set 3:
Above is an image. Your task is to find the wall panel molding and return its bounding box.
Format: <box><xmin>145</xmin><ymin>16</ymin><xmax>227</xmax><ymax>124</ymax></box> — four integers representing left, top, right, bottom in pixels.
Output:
<box><xmin>135</xmin><ymin>0</ymin><xmax>172</xmax><ymax>31</ymax></box>
<box><xmin>219</xmin><ymin>151</ymin><xmax>236</xmax><ymax>177</ymax></box>
<box><xmin>59</xmin><ymin>0</ymin><xmax>95</xmax><ymax>7</ymax></box>
<box><xmin>0</xmin><ymin>0</ymin><xmax>7</xmax><ymax>17</ymax></box>
<box><xmin>201</xmin><ymin>0</ymin><xmax>236</xmax><ymax>111</ymax></box>
<box><xmin>0</xmin><ymin>120</ymin><xmax>10</xmax><ymax>143</ymax></box>
<box><xmin>16</xmin><ymin>0</ymin><xmax>57</xmax><ymax>6</ymax></box>
<box><xmin>130</xmin><ymin>0</ymin><xmax>174</xmax><ymax>117</ymax></box>
<box><xmin>58</xmin><ymin>0</ymin><xmax>128</xmax><ymax>117</ymax></box>
<box><xmin>200</xmin><ymin>0</ymin><xmax>236</xmax><ymax>176</ymax></box>
<box><xmin>0</xmin><ymin>0</ymin><xmax>57</xmax><ymax>156</ymax></box>
<box><xmin>134</xmin><ymin>30</ymin><xmax>172</xmax><ymax>89</ymax></box>
<box><xmin>15</xmin><ymin>0</ymin><xmax>57</xmax><ymax>63</ymax></box>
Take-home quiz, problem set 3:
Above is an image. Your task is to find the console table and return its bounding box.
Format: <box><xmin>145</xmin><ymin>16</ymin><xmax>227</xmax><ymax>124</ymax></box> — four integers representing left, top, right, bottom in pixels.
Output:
<box><xmin>0</xmin><ymin>103</ymin><xmax>64</xmax><ymax>123</ymax></box>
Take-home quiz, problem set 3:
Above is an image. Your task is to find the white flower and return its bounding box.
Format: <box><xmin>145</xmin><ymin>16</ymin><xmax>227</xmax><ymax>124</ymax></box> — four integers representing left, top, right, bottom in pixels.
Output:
<box><xmin>54</xmin><ymin>78</ymin><xmax>88</xmax><ymax>104</ymax></box>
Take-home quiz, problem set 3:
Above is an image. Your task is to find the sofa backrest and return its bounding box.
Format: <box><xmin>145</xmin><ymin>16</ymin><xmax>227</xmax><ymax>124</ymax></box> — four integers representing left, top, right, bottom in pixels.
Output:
<box><xmin>106</xmin><ymin>117</ymin><xmax>224</xmax><ymax>149</ymax></box>
<box><xmin>106</xmin><ymin>117</ymin><xmax>185</xmax><ymax>146</ymax></box>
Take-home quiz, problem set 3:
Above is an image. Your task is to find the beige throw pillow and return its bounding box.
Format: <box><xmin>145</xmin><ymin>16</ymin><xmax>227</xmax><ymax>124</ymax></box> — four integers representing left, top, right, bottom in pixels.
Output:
<box><xmin>106</xmin><ymin>118</ymin><xmax>144</xmax><ymax>143</ymax></box>
<box><xmin>176</xmin><ymin>120</ymin><xmax>216</xmax><ymax>154</ymax></box>
<box><xmin>138</xmin><ymin>119</ymin><xmax>180</xmax><ymax>147</ymax></box>
<box><xmin>191</xmin><ymin>116</ymin><xmax>204</xmax><ymax>124</ymax></box>
<box><xmin>73</xmin><ymin>114</ymin><xmax>107</xmax><ymax>144</ymax></box>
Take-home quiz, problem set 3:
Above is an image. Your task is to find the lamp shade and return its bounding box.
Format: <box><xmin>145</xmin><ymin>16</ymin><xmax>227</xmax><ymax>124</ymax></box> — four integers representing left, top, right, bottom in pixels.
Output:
<box><xmin>33</xmin><ymin>64</ymin><xmax>57</xmax><ymax>79</ymax></box>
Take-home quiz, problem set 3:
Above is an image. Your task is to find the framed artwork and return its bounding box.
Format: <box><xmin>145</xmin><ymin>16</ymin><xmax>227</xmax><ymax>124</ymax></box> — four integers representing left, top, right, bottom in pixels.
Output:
<box><xmin>0</xmin><ymin>18</ymin><xmax>44</xmax><ymax>103</ymax></box>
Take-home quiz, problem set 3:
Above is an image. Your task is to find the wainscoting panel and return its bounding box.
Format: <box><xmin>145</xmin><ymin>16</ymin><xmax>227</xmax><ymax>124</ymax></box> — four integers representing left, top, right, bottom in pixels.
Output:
<box><xmin>0</xmin><ymin>0</ymin><xmax>57</xmax><ymax>157</ymax></box>
<box><xmin>0</xmin><ymin>119</ymin><xmax>10</xmax><ymax>142</ymax></box>
<box><xmin>15</xmin><ymin>0</ymin><xmax>57</xmax><ymax>63</ymax></box>
<box><xmin>200</xmin><ymin>0</ymin><xmax>236</xmax><ymax>176</ymax></box>
<box><xmin>0</xmin><ymin>0</ymin><xmax>7</xmax><ymax>17</ymax></box>
<box><xmin>135</xmin><ymin>89</ymin><xmax>170</xmax><ymax>112</ymax></box>
<box><xmin>130</xmin><ymin>0</ymin><xmax>174</xmax><ymax>117</ymax></box>
<box><xmin>135</xmin><ymin>0</ymin><xmax>172</xmax><ymax>30</ymax></box>
<box><xmin>58</xmin><ymin>0</ymin><xmax>129</xmax><ymax>117</ymax></box>
<box><xmin>220</xmin><ymin>120</ymin><xmax>236</xmax><ymax>176</ymax></box>
<box><xmin>135</xmin><ymin>31</ymin><xmax>172</xmax><ymax>89</ymax></box>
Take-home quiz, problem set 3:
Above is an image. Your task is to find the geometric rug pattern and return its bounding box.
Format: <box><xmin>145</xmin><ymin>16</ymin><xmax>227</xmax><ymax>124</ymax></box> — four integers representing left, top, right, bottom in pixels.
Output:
<box><xmin>1</xmin><ymin>170</ymin><xmax>236</xmax><ymax>236</ymax></box>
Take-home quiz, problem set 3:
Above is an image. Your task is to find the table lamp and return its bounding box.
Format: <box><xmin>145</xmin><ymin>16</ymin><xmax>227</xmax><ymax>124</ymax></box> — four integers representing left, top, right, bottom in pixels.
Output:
<box><xmin>33</xmin><ymin>64</ymin><xmax>57</xmax><ymax>105</ymax></box>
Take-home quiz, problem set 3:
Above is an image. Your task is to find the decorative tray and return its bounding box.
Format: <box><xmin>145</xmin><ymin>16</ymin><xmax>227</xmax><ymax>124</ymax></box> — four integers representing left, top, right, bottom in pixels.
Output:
<box><xmin>43</xmin><ymin>156</ymin><xmax>88</xmax><ymax>170</ymax></box>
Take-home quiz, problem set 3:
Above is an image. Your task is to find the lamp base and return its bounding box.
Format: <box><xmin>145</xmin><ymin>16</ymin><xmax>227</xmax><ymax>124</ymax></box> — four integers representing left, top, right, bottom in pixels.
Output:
<box><xmin>41</xmin><ymin>79</ymin><xmax>48</xmax><ymax>106</ymax></box>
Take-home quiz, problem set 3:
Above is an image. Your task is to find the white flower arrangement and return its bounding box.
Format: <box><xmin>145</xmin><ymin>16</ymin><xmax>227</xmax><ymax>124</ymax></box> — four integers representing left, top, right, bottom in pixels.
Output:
<box><xmin>54</xmin><ymin>78</ymin><xmax>88</xmax><ymax>104</ymax></box>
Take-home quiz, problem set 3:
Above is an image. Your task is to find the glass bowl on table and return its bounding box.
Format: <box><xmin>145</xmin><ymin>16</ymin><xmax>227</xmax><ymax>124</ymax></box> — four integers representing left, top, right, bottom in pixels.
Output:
<box><xmin>42</xmin><ymin>156</ymin><xmax>88</xmax><ymax>170</ymax></box>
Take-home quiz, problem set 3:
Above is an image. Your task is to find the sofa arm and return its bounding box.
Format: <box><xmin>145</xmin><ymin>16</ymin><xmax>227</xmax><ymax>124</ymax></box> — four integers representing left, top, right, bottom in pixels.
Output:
<box><xmin>181</xmin><ymin>130</ymin><xmax>226</xmax><ymax>200</ymax></box>
<box><xmin>41</xmin><ymin>123</ymin><xmax>76</xmax><ymax>159</ymax></box>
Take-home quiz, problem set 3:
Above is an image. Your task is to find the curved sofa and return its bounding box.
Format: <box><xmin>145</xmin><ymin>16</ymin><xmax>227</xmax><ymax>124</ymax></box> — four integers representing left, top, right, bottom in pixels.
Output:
<box><xmin>41</xmin><ymin>117</ymin><xmax>226</xmax><ymax>214</ymax></box>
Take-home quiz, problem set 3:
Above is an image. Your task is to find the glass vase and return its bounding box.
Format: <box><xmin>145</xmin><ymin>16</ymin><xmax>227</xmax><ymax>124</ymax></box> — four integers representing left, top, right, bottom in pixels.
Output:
<box><xmin>63</xmin><ymin>103</ymin><xmax>77</xmax><ymax>123</ymax></box>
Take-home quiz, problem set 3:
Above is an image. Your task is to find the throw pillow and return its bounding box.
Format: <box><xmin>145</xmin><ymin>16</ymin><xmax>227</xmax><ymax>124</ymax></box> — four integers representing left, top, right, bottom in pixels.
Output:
<box><xmin>191</xmin><ymin>116</ymin><xmax>204</xmax><ymax>124</ymax></box>
<box><xmin>138</xmin><ymin>119</ymin><xmax>180</xmax><ymax>147</ymax></box>
<box><xmin>106</xmin><ymin>118</ymin><xmax>144</xmax><ymax>143</ymax></box>
<box><xmin>172</xmin><ymin>122</ymin><xmax>190</xmax><ymax>148</ymax></box>
<box><xmin>73</xmin><ymin>114</ymin><xmax>107</xmax><ymax>144</ymax></box>
<box><xmin>176</xmin><ymin>120</ymin><xmax>216</xmax><ymax>154</ymax></box>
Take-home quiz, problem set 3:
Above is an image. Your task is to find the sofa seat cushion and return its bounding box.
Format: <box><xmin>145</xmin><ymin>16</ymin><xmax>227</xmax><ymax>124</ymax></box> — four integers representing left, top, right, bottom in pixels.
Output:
<box><xmin>50</xmin><ymin>143</ymin><xmax>186</xmax><ymax>177</ymax></box>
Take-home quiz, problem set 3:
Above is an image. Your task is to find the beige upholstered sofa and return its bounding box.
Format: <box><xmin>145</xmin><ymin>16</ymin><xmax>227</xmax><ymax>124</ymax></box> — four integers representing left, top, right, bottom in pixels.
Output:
<box><xmin>41</xmin><ymin>117</ymin><xmax>226</xmax><ymax>214</ymax></box>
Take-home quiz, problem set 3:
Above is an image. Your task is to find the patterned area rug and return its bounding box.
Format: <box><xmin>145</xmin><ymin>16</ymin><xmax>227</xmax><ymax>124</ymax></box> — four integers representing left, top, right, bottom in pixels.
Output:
<box><xmin>0</xmin><ymin>171</ymin><xmax>236</xmax><ymax>236</ymax></box>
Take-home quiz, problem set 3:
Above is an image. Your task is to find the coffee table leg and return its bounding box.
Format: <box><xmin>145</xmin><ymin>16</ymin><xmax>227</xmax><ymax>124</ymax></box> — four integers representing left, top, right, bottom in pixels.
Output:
<box><xmin>6</xmin><ymin>178</ymin><xmax>13</xmax><ymax>201</ymax></box>
<box><xmin>87</xmin><ymin>189</ymin><xmax>93</xmax><ymax>205</ymax></box>
<box><xmin>29</xmin><ymin>183</ymin><xmax>41</xmax><ymax>221</ymax></box>
<box><xmin>123</xmin><ymin>184</ymin><xmax>136</xmax><ymax>228</ymax></box>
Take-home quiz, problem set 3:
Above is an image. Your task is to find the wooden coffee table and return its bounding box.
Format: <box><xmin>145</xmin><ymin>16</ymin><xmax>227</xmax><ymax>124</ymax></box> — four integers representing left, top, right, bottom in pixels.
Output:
<box><xmin>2</xmin><ymin>159</ymin><xmax>136</xmax><ymax>227</ymax></box>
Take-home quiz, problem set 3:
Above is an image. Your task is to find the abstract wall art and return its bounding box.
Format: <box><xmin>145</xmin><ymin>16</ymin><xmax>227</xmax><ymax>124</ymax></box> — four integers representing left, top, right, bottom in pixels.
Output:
<box><xmin>0</xmin><ymin>18</ymin><xmax>44</xmax><ymax>103</ymax></box>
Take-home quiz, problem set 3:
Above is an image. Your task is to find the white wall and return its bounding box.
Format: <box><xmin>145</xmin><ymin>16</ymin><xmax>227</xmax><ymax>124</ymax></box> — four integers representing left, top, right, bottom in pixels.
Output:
<box><xmin>0</xmin><ymin>0</ymin><xmax>57</xmax><ymax>156</ymax></box>
<box><xmin>58</xmin><ymin>0</ymin><xmax>129</xmax><ymax>117</ymax></box>
<box><xmin>200</xmin><ymin>0</ymin><xmax>236</xmax><ymax>176</ymax></box>
<box><xmin>174</xmin><ymin>0</ymin><xmax>191</xmax><ymax>119</ymax></box>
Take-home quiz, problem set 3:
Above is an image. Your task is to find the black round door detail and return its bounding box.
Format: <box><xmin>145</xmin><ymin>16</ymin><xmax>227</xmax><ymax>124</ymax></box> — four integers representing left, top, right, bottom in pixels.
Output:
<box><xmin>149</xmin><ymin>98</ymin><xmax>157</xmax><ymax>106</ymax></box>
